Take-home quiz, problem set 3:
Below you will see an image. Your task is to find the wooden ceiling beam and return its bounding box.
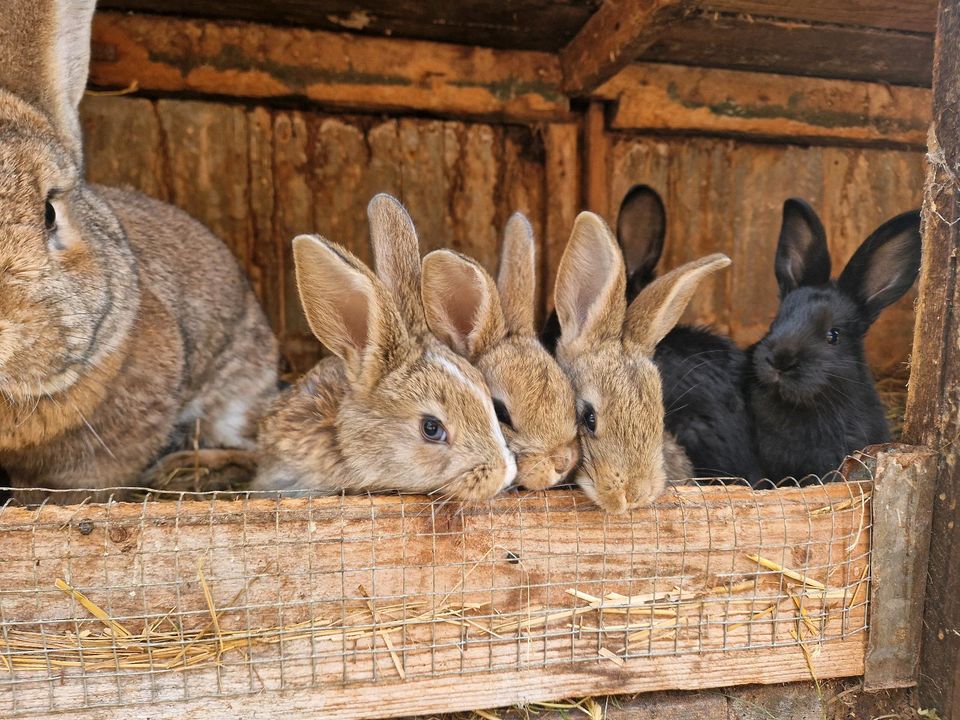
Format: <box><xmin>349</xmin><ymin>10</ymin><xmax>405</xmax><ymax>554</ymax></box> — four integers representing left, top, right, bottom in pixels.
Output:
<box><xmin>559</xmin><ymin>0</ymin><xmax>692</xmax><ymax>96</ymax></box>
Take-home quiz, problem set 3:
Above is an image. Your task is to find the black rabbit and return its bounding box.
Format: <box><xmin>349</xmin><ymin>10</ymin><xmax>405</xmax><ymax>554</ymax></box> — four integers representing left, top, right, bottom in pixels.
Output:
<box><xmin>746</xmin><ymin>199</ymin><xmax>921</xmax><ymax>482</ymax></box>
<box><xmin>542</xmin><ymin>185</ymin><xmax>762</xmax><ymax>483</ymax></box>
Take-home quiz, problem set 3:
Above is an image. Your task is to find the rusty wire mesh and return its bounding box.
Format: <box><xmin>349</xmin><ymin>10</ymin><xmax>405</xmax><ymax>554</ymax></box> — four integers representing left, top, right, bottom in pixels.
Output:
<box><xmin>0</xmin><ymin>471</ymin><xmax>872</xmax><ymax>717</ymax></box>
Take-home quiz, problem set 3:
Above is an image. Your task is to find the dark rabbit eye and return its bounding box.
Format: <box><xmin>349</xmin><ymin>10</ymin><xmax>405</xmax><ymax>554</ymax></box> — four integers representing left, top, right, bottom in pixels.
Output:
<box><xmin>580</xmin><ymin>402</ymin><xmax>597</xmax><ymax>434</ymax></box>
<box><xmin>826</xmin><ymin>328</ymin><xmax>840</xmax><ymax>345</ymax></box>
<box><xmin>493</xmin><ymin>399</ymin><xmax>514</xmax><ymax>430</ymax></box>
<box><xmin>44</xmin><ymin>200</ymin><xmax>57</xmax><ymax>231</ymax></box>
<box><xmin>420</xmin><ymin>415</ymin><xmax>448</xmax><ymax>444</ymax></box>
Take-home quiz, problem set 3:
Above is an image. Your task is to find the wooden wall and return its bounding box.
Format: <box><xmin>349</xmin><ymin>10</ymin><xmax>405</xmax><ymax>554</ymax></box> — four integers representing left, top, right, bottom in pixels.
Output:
<box><xmin>79</xmin><ymin>93</ymin><xmax>923</xmax><ymax>378</ymax></box>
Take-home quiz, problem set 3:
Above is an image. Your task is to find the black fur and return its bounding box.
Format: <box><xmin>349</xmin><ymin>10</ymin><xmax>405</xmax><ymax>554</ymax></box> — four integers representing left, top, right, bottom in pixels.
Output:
<box><xmin>541</xmin><ymin>185</ymin><xmax>762</xmax><ymax>483</ymax></box>
<box><xmin>747</xmin><ymin>200</ymin><xmax>921</xmax><ymax>481</ymax></box>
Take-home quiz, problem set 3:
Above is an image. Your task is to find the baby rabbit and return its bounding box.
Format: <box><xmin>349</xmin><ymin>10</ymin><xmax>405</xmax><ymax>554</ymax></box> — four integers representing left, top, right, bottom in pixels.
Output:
<box><xmin>545</xmin><ymin>186</ymin><xmax>761</xmax><ymax>482</ymax></box>
<box><xmin>0</xmin><ymin>0</ymin><xmax>277</xmax><ymax>501</ymax></box>
<box><xmin>747</xmin><ymin>199</ymin><xmax>921</xmax><ymax>481</ymax></box>
<box><xmin>254</xmin><ymin>196</ymin><xmax>516</xmax><ymax>501</ymax></box>
<box><xmin>552</xmin><ymin>211</ymin><xmax>730</xmax><ymax>513</ymax></box>
<box><xmin>419</xmin><ymin>214</ymin><xmax>579</xmax><ymax>490</ymax></box>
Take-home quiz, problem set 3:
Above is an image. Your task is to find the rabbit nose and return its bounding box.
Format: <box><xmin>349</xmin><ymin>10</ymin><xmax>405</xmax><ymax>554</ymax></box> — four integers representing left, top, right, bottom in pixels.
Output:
<box><xmin>771</xmin><ymin>353</ymin><xmax>799</xmax><ymax>372</ymax></box>
<box><xmin>554</xmin><ymin>444</ymin><xmax>578</xmax><ymax>476</ymax></box>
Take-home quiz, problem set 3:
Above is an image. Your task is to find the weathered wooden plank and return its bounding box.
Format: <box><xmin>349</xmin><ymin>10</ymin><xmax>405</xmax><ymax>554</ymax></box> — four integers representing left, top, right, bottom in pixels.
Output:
<box><xmin>903</xmin><ymin>0</ymin><xmax>960</xmax><ymax>714</ymax></box>
<box><xmin>543</xmin><ymin>123</ymin><xmax>580</xmax><ymax>314</ymax></box>
<box><xmin>584</xmin><ymin>101</ymin><xmax>611</xmax><ymax>220</ymax></box>
<box><xmin>559</xmin><ymin>0</ymin><xmax>693</xmax><ymax>95</ymax></box>
<box><xmin>97</xmin><ymin>0</ymin><xmax>602</xmax><ymax>53</ymax></box>
<box><xmin>701</xmin><ymin>0</ymin><xmax>936</xmax><ymax>33</ymax></box>
<box><xmin>596</xmin><ymin>64</ymin><xmax>932</xmax><ymax>149</ymax></box>
<box><xmin>863</xmin><ymin>446</ymin><xmax>938</xmax><ymax>690</ymax></box>
<box><xmin>637</xmin><ymin>10</ymin><xmax>934</xmax><ymax>87</ymax></box>
<box><xmin>88</xmin><ymin>11</ymin><xmax>569</xmax><ymax>122</ymax></box>
<box><xmin>0</xmin><ymin>484</ymin><xmax>869</xmax><ymax>718</ymax></box>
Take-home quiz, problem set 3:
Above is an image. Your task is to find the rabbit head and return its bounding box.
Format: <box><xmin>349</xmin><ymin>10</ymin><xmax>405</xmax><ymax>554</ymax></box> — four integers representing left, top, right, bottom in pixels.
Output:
<box><xmin>294</xmin><ymin>202</ymin><xmax>516</xmax><ymax>502</ymax></box>
<box><xmin>421</xmin><ymin>214</ymin><xmax>579</xmax><ymax>491</ymax></box>
<box><xmin>752</xmin><ymin>199</ymin><xmax>921</xmax><ymax>407</ymax></box>
<box><xmin>0</xmin><ymin>0</ymin><xmax>139</xmax><ymax>403</ymax></box>
<box><xmin>553</xmin><ymin>212</ymin><xmax>731</xmax><ymax>513</ymax></box>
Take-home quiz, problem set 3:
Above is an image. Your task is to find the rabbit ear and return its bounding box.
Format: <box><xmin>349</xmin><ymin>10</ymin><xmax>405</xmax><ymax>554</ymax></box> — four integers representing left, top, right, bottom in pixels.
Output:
<box><xmin>625</xmin><ymin>254</ymin><xmax>732</xmax><ymax>356</ymax></box>
<box><xmin>293</xmin><ymin>235</ymin><xmax>408</xmax><ymax>389</ymax></box>
<box><xmin>775</xmin><ymin>198</ymin><xmax>831</xmax><ymax>297</ymax></box>
<box><xmin>838</xmin><ymin>209</ymin><xmax>921</xmax><ymax>325</ymax></box>
<box><xmin>367</xmin><ymin>193</ymin><xmax>427</xmax><ymax>334</ymax></box>
<box><xmin>554</xmin><ymin>212</ymin><xmax>627</xmax><ymax>355</ymax></box>
<box><xmin>1</xmin><ymin>0</ymin><xmax>95</xmax><ymax>160</ymax></box>
<box><xmin>497</xmin><ymin>213</ymin><xmax>537</xmax><ymax>336</ymax></box>
<box><xmin>617</xmin><ymin>184</ymin><xmax>666</xmax><ymax>298</ymax></box>
<box><xmin>422</xmin><ymin>250</ymin><xmax>506</xmax><ymax>361</ymax></box>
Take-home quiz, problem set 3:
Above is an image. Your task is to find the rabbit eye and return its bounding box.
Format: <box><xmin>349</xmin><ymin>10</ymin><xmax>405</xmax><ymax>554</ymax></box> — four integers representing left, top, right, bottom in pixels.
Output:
<box><xmin>826</xmin><ymin>327</ymin><xmax>840</xmax><ymax>345</ymax></box>
<box><xmin>420</xmin><ymin>415</ymin><xmax>448</xmax><ymax>444</ymax></box>
<box><xmin>44</xmin><ymin>200</ymin><xmax>57</xmax><ymax>231</ymax></box>
<box><xmin>492</xmin><ymin>399</ymin><xmax>514</xmax><ymax>430</ymax></box>
<box><xmin>580</xmin><ymin>403</ymin><xmax>597</xmax><ymax>435</ymax></box>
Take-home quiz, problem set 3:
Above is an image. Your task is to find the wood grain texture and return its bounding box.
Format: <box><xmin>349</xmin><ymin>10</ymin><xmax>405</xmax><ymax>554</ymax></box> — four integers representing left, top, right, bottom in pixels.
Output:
<box><xmin>0</xmin><ymin>483</ymin><xmax>869</xmax><ymax>718</ymax></box>
<box><xmin>637</xmin><ymin>10</ymin><xmax>934</xmax><ymax>87</ymax></box>
<box><xmin>701</xmin><ymin>0</ymin><xmax>937</xmax><ymax>33</ymax></box>
<box><xmin>596</xmin><ymin>64</ymin><xmax>932</xmax><ymax>149</ymax></box>
<box><xmin>544</xmin><ymin>123</ymin><xmax>581</xmax><ymax>315</ymax></box>
<box><xmin>608</xmin><ymin>135</ymin><xmax>924</xmax><ymax>376</ymax></box>
<box><xmin>903</xmin><ymin>0</ymin><xmax>960</xmax><ymax>714</ymax></box>
<box><xmin>584</xmin><ymin>101</ymin><xmax>611</xmax><ymax>220</ymax></box>
<box><xmin>560</xmin><ymin>0</ymin><xmax>693</xmax><ymax>94</ymax></box>
<box><xmin>89</xmin><ymin>11</ymin><xmax>569</xmax><ymax>122</ymax></box>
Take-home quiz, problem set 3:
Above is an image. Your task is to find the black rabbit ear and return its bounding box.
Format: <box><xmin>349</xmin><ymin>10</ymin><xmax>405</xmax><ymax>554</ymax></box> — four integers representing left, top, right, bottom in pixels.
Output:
<box><xmin>617</xmin><ymin>184</ymin><xmax>666</xmax><ymax>298</ymax></box>
<box><xmin>774</xmin><ymin>198</ymin><xmax>831</xmax><ymax>297</ymax></box>
<box><xmin>837</xmin><ymin>210</ymin><xmax>922</xmax><ymax>325</ymax></box>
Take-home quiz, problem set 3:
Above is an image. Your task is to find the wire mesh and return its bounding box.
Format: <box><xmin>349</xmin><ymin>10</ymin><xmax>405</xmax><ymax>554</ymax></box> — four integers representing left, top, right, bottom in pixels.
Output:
<box><xmin>0</xmin><ymin>473</ymin><xmax>873</xmax><ymax>717</ymax></box>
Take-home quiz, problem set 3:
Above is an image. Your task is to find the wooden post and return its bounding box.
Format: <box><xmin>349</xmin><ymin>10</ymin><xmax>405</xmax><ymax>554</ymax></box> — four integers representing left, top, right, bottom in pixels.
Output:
<box><xmin>583</xmin><ymin>101</ymin><xmax>610</xmax><ymax>220</ymax></box>
<box><xmin>901</xmin><ymin>0</ymin><xmax>960</xmax><ymax>714</ymax></box>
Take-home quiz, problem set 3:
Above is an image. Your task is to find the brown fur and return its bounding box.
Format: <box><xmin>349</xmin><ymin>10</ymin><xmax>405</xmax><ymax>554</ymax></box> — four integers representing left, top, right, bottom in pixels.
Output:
<box><xmin>0</xmin><ymin>0</ymin><xmax>278</xmax><ymax>502</ymax></box>
<box><xmin>554</xmin><ymin>212</ymin><xmax>730</xmax><ymax>513</ymax></box>
<box><xmin>421</xmin><ymin>214</ymin><xmax>578</xmax><ymax>491</ymax></box>
<box><xmin>253</xmin><ymin>200</ymin><xmax>516</xmax><ymax>502</ymax></box>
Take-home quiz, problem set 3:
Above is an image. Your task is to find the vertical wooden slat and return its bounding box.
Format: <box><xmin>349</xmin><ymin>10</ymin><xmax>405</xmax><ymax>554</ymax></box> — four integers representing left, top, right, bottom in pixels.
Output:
<box><xmin>904</xmin><ymin>0</ymin><xmax>960</xmax><ymax>714</ymax></box>
<box><xmin>543</xmin><ymin>123</ymin><xmax>580</xmax><ymax>314</ymax></box>
<box><xmin>584</xmin><ymin>101</ymin><xmax>610</xmax><ymax>221</ymax></box>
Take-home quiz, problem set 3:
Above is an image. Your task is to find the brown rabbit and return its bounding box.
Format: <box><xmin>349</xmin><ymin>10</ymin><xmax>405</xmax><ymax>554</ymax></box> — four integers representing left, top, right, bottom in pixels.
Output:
<box><xmin>253</xmin><ymin>197</ymin><xmax>516</xmax><ymax>501</ymax></box>
<box><xmin>420</xmin><ymin>214</ymin><xmax>579</xmax><ymax>491</ymax></box>
<box><xmin>553</xmin><ymin>212</ymin><xmax>730</xmax><ymax>513</ymax></box>
<box><xmin>0</xmin><ymin>0</ymin><xmax>278</xmax><ymax>502</ymax></box>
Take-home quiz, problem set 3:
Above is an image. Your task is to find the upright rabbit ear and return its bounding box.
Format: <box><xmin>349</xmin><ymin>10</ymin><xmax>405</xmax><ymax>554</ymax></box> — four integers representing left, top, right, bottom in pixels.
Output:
<box><xmin>554</xmin><ymin>212</ymin><xmax>627</xmax><ymax>357</ymax></box>
<box><xmin>625</xmin><ymin>254</ymin><xmax>732</xmax><ymax>356</ymax></box>
<box><xmin>1</xmin><ymin>0</ymin><xmax>95</xmax><ymax>161</ymax></box>
<box><xmin>497</xmin><ymin>213</ymin><xmax>537</xmax><ymax>336</ymax></box>
<box><xmin>421</xmin><ymin>250</ymin><xmax>506</xmax><ymax>361</ymax></box>
<box><xmin>617</xmin><ymin>184</ymin><xmax>666</xmax><ymax>299</ymax></box>
<box><xmin>367</xmin><ymin>193</ymin><xmax>427</xmax><ymax>334</ymax></box>
<box><xmin>838</xmin><ymin>209</ymin><xmax>921</xmax><ymax>325</ymax></box>
<box><xmin>293</xmin><ymin>235</ymin><xmax>408</xmax><ymax>389</ymax></box>
<box><xmin>775</xmin><ymin>198</ymin><xmax>831</xmax><ymax>297</ymax></box>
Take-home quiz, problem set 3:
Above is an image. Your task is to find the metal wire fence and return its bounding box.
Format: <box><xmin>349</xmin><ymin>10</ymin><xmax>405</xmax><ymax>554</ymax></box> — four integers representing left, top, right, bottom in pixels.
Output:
<box><xmin>0</xmin><ymin>475</ymin><xmax>872</xmax><ymax>717</ymax></box>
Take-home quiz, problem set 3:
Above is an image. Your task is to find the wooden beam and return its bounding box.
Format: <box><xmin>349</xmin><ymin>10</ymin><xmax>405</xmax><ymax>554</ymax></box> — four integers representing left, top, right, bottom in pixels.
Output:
<box><xmin>595</xmin><ymin>63</ymin><xmax>932</xmax><ymax>149</ymax></box>
<box><xmin>700</xmin><ymin>0</ymin><xmax>937</xmax><ymax>34</ymax></box>
<box><xmin>543</xmin><ymin>123</ymin><xmax>580</xmax><ymax>313</ymax></box>
<box><xmin>88</xmin><ymin>12</ymin><xmax>569</xmax><ymax>122</ymax></box>
<box><xmin>903</xmin><ymin>0</ymin><xmax>960</xmax><ymax>714</ymax></box>
<box><xmin>0</xmin><ymin>484</ymin><xmax>869</xmax><ymax>718</ymax></box>
<box><xmin>583</xmin><ymin>101</ymin><xmax>611</xmax><ymax>219</ymax></box>
<box><xmin>559</xmin><ymin>0</ymin><xmax>692</xmax><ymax>96</ymax></box>
<box><xmin>637</xmin><ymin>10</ymin><xmax>934</xmax><ymax>87</ymax></box>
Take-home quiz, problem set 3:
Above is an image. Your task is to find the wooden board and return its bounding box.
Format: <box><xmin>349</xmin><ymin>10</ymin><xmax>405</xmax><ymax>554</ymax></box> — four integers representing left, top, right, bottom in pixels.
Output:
<box><xmin>596</xmin><ymin>64</ymin><xmax>932</xmax><ymax>149</ymax></box>
<box><xmin>637</xmin><ymin>10</ymin><xmax>934</xmax><ymax>87</ymax></box>
<box><xmin>88</xmin><ymin>12</ymin><xmax>569</xmax><ymax>122</ymax></box>
<box><xmin>903</xmin><ymin>0</ymin><xmax>960</xmax><ymax>714</ymax></box>
<box><xmin>701</xmin><ymin>0</ymin><xmax>937</xmax><ymax>34</ymax></box>
<box><xmin>0</xmin><ymin>483</ymin><xmax>869</xmax><ymax>718</ymax></box>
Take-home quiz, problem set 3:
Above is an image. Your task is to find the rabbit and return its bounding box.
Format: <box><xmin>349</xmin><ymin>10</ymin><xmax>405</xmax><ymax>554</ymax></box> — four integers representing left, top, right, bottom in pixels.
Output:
<box><xmin>253</xmin><ymin>195</ymin><xmax>516</xmax><ymax>502</ymax></box>
<box><xmin>543</xmin><ymin>185</ymin><xmax>762</xmax><ymax>483</ymax></box>
<box><xmin>0</xmin><ymin>0</ymin><xmax>278</xmax><ymax>503</ymax></box>
<box><xmin>418</xmin><ymin>214</ymin><xmax>579</xmax><ymax>491</ymax></box>
<box><xmin>746</xmin><ymin>198</ymin><xmax>921</xmax><ymax>482</ymax></box>
<box><xmin>552</xmin><ymin>210</ymin><xmax>730</xmax><ymax>513</ymax></box>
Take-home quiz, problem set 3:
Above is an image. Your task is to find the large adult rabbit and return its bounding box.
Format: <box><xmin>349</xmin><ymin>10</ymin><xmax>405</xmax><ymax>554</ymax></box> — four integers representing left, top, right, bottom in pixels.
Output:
<box><xmin>543</xmin><ymin>186</ymin><xmax>761</xmax><ymax>482</ymax></box>
<box><xmin>747</xmin><ymin>199</ymin><xmax>921</xmax><ymax>481</ymax></box>
<box><xmin>0</xmin><ymin>0</ymin><xmax>278</xmax><ymax>501</ymax></box>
